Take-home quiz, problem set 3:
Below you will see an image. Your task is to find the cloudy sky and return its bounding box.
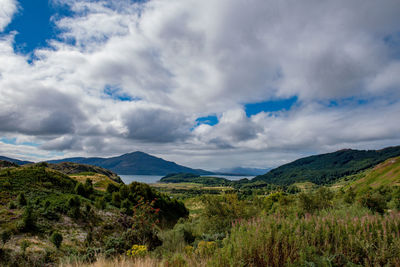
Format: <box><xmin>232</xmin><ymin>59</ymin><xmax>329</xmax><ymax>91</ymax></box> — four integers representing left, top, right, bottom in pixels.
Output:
<box><xmin>0</xmin><ymin>0</ymin><xmax>400</xmax><ymax>170</ymax></box>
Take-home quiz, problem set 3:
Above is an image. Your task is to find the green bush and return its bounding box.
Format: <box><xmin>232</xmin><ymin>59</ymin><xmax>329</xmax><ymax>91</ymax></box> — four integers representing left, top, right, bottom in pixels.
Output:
<box><xmin>112</xmin><ymin>192</ymin><xmax>121</xmax><ymax>207</ymax></box>
<box><xmin>17</xmin><ymin>193</ymin><xmax>27</xmax><ymax>206</ymax></box>
<box><xmin>50</xmin><ymin>232</ymin><xmax>63</xmax><ymax>249</ymax></box>
<box><xmin>18</xmin><ymin>205</ymin><xmax>36</xmax><ymax>232</ymax></box>
<box><xmin>75</xmin><ymin>183</ymin><xmax>86</xmax><ymax>197</ymax></box>
<box><xmin>95</xmin><ymin>196</ymin><xmax>106</xmax><ymax>209</ymax></box>
<box><xmin>359</xmin><ymin>192</ymin><xmax>387</xmax><ymax>214</ymax></box>
<box><xmin>1</xmin><ymin>230</ymin><xmax>12</xmax><ymax>248</ymax></box>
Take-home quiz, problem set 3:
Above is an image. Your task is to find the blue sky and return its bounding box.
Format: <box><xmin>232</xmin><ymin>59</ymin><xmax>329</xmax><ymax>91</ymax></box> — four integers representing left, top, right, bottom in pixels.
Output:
<box><xmin>0</xmin><ymin>0</ymin><xmax>400</xmax><ymax>169</ymax></box>
<box><xmin>3</xmin><ymin>0</ymin><xmax>72</xmax><ymax>55</ymax></box>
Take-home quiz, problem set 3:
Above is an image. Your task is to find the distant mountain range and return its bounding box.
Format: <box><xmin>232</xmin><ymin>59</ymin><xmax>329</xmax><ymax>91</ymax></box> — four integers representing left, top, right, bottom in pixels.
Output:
<box><xmin>215</xmin><ymin>167</ymin><xmax>271</xmax><ymax>176</ymax></box>
<box><xmin>253</xmin><ymin>145</ymin><xmax>400</xmax><ymax>185</ymax></box>
<box><xmin>0</xmin><ymin>156</ymin><xmax>32</xmax><ymax>165</ymax></box>
<box><xmin>46</xmin><ymin>151</ymin><xmax>213</xmax><ymax>175</ymax></box>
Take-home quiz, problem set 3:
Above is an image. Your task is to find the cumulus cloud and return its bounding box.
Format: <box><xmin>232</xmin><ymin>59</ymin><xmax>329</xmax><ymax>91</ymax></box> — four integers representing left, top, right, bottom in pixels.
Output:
<box><xmin>0</xmin><ymin>0</ymin><xmax>17</xmax><ymax>31</ymax></box>
<box><xmin>1</xmin><ymin>0</ymin><xmax>400</xmax><ymax>169</ymax></box>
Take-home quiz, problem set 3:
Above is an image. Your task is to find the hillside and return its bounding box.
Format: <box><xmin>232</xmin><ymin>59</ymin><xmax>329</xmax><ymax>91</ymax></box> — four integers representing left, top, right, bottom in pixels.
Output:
<box><xmin>215</xmin><ymin>167</ymin><xmax>271</xmax><ymax>175</ymax></box>
<box><xmin>0</xmin><ymin>160</ymin><xmax>19</xmax><ymax>168</ymax></box>
<box><xmin>253</xmin><ymin>145</ymin><xmax>400</xmax><ymax>185</ymax></box>
<box><xmin>47</xmin><ymin>162</ymin><xmax>123</xmax><ymax>184</ymax></box>
<box><xmin>348</xmin><ymin>156</ymin><xmax>400</xmax><ymax>191</ymax></box>
<box><xmin>0</xmin><ymin>156</ymin><xmax>32</xmax><ymax>165</ymax></box>
<box><xmin>48</xmin><ymin>151</ymin><xmax>213</xmax><ymax>175</ymax></box>
<box><xmin>0</xmin><ymin>164</ymin><xmax>188</xmax><ymax>266</ymax></box>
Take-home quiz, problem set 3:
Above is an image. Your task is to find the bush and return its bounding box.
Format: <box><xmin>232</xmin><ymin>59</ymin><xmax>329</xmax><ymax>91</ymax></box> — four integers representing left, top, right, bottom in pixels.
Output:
<box><xmin>126</xmin><ymin>244</ymin><xmax>147</xmax><ymax>258</ymax></box>
<box><xmin>75</xmin><ymin>183</ymin><xmax>86</xmax><ymax>197</ymax></box>
<box><xmin>8</xmin><ymin>201</ymin><xmax>17</xmax><ymax>209</ymax></box>
<box><xmin>95</xmin><ymin>197</ymin><xmax>106</xmax><ymax>210</ymax></box>
<box><xmin>18</xmin><ymin>205</ymin><xmax>36</xmax><ymax>232</ymax></box>
<box><xmin>359</xmin><ymin>192</ymin><xmax>387</xmax><ymax>214</ymax></box>
<box><xmin>1</xmin><ymin>230</ymin><xmax>12</xmax><ymax>248</ymax></box>
<box><xmin>50</xmin><ymin>232</ymin><xmax>63</xmax><ymax>249</ymax></box>
<box><xmin>17</xmin><ymin>193</ymin><xmax>27</xmax><ymax>206</ymax></box>
<box><xmin>106</xmin><ymin>183</ymin><xmax>119</xmax><ymax>194</ymax></box>
<box><xmin>112</xmin><ymin>192</ymin><xmax>121</xmax><ymax>207</ymax></box>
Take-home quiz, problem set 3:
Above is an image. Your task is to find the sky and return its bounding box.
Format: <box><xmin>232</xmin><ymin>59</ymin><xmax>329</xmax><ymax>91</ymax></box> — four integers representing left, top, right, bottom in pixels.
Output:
<box><xmin>0</xmin><ymin>0</ymin><xmax>400</xmax><ymax>170</ymax></box>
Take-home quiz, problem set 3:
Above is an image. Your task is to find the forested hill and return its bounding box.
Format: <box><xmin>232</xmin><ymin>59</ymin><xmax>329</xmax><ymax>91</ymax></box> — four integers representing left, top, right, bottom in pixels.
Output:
<box><xmin>48</xmin><ymin>151</ymin><xmax>213</xmax><ymax>175</ymax></box>
<box><xmin>0</xmin><ymin>156</ymin><xmax>32</xmax><ymax>165</ymax></box>
<box><xmin>253</xmin><ymin>146</ymin><xmax>400</xmax><ymax>185</ymax></box>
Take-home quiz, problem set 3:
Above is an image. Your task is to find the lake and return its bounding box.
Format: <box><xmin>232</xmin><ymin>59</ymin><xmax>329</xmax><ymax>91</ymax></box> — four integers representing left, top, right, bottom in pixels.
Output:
<box><xmin>119</xmin><ymin>174</ymin><xmax>255</xmax><ymax>184</ymax></box>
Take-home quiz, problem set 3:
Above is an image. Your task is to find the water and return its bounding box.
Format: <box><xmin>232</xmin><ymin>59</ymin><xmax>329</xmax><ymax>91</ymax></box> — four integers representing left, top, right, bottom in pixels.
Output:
<box><xmin>119</xmin><ymin>175</ymin><xmax>163</xmax><ymax>184</ymax></box>
<box><xmin>119</xmin><ymin>174</ymin><xmax>255</xmax><ymax>184</ymax></box>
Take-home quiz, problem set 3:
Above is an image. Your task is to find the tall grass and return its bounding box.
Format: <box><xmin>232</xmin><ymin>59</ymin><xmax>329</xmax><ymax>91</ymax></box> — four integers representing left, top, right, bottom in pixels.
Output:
<box><xmin>60</xmin><ymin>256</ymin><xmax>160</xmax><ymax>267</ymax></box>
<box><xmin>211</xmin><ymin>211</ymin><xmax>400</xmax><ymax>267</ymax></box>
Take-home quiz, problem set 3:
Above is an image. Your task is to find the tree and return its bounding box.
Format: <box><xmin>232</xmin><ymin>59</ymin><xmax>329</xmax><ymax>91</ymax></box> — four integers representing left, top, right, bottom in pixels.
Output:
<box><xmin>50</xmin><ymin>232</ymin><xmax>63</xmax><ymax>249</ymax></box>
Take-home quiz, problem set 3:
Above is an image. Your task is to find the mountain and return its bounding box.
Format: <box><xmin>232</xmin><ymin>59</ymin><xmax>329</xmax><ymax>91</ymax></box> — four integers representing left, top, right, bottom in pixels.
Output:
<box><xmin>0</xmin><ymin>156</ymin><xmax>32</xmax><ymax>165</ymax></box>
<box><xmin>48</xmin><ymin>151</ymin><xmax>213</xmax><ymax>175</ymax></box>
<box><xmin>215</xmin><ymin>167</ymin><xmax>271</xmax><ymax>176</ymax></box>
<box><xmin>253</xmin><ymin>145</ymin><xmax>400</xmax><ymax>186</ymax></box>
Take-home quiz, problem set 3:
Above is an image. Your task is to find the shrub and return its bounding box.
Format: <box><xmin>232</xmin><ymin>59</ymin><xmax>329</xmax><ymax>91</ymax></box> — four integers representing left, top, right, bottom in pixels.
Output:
<box><xmin>20</xmin><ymin>240</ymin><xmax>30</xmax><ymax>254</ymax></box>
<box><xmin>121</xmin><ymin>199</ymin><xmax>133</xmax><ymax>216</ymax></box>
<box><xmin>50</xmin><ymin>232</ymin><xmax>63</xmax><ymax>249</ymax></box>
<box><xmin>84</xmin><ymin>179</ymin><xmax>94</xmax><ymax>197</ymax></box>
<box><xmin>359</xmin><ymin>192</ymin><xmax>387</xmax><ymax>214</ymax></box>
<box><xmin>111</xmin><ymin>192</ymin><xmax>121</xmax><ymax>207</ymax></box>
<box><xmin>8</xmin><ymin>201</ymin><xmax>17</xmax><ymax>209</ymax></box>
<box><xmin>126</xmin><ymin>245</ymin><xmax>147</xmax><ymax>258</ymax></box>
<box><xmin>120</xmin><ymin>185</ymin><xmax>130</xmax><ymax>199</ymax></box>
<box><xmin>18</xmin><ymin>205</ymin><xmax>36</xmax><ymax>232</ymax></box>
<box><xmin>17</xmin><ymin>193</ymin><xmax>27</xmax><ymax>206</ymax></box>
<box><xmin>344</xmin><ymin>187</ymin><xmax>356</xmax><ymax>204</ymax></box>
<box><xmin>95</xmin><ymin>197</ymin><xmax>106</xmax><ymax>210</ymax></box>
<box><xmin>106</xmin><ymin>183</ymin><xmax>119</xmax><ymax>194</ymax></box>
<box><xmin>75</xmin><ymin>183</ymin><xmax>86</xmax><ymax>197</ymax></box>
<box><xmin>1</xmin><ymin>230</ymin><xmax>12</xmax><ymax>248</ymax></box>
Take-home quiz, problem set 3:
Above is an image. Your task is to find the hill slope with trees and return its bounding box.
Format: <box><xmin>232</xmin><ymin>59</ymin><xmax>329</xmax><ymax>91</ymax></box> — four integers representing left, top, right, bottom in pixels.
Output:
<box><xmin>253</xmin><ymin>146</ymin><xmax>400</xmax><ymax>185</ymax></box>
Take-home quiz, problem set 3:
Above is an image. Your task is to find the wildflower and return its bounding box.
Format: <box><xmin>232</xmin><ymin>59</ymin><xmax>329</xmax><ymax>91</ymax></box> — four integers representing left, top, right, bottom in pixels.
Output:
<box><xmin>126</xmin><ymin>244</ymin><xmax>148</xmax><ymax>258</ymax></box>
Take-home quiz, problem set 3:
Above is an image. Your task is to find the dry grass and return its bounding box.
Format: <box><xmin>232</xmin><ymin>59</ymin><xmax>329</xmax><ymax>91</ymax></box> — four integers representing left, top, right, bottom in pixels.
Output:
<box><xmin>69</xmin><ymin>173</ymin><xmax>117</xmax><ymax>191</ymax></box>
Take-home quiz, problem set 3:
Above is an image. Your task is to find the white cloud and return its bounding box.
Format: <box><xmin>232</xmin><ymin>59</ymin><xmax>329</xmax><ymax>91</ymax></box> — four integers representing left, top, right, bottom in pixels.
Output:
<box><xmin>0</xmin><ymin>0</ymin><xmax>17</xmax><ymax>31</ymax></box>
<box><xmin>1</xmin><ymin>0</ymin><xmax>400</xmax><ymax>169</ymax></box>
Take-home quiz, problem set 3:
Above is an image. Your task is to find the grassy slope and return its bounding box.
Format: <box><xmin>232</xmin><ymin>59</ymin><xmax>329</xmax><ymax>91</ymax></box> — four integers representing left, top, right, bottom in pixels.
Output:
<box><xmin>350</xmin><ymin>156</ymin><xmax>400</xmax><ymax>191</ymax></box>
<box><xmin>69</xmin><ymin>173</ymin><xmax>119</xmax><ymax>191</ymax></box>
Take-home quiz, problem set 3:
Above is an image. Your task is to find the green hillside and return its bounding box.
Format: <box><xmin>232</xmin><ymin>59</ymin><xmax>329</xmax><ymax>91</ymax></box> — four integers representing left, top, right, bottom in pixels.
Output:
<box><xmin>347</xmin><ymin>156</ymin><xmax>400</xmax><ymax>191</ymax></box>
<box><xmin>160</xmin><ymin>173</ymin><xmax>232</xmax><ymax>186</ymax></box>
<box><xmin>0</xmin><ymin>164</ymin><xmax>188</xmax><ymax>266</ymax></box>
<box><xmin>253</xmin><ymin>146</ymin><xmax>400</xmax><ymax>185</ymax></box>
<box><xmin>47</xmin><ymin>162</ymin><xmax>123</xmax><ymax>184</ymax></box>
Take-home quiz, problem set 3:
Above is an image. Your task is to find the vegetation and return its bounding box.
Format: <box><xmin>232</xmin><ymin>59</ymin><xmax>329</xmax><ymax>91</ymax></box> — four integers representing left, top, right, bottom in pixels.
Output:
<box><xmin>160</xmin><ymin>173</ymin><xmax>232</xmax><ymax>186</ymax></box>
<box><xmin>2</xmin><ymin>148</ymin><xmax>400</xmax><ymax>266</ymax></box>
<box><xmin>253</xmin><ymin>145</ymin><xmax>400</xmax><ymax>185</ymax></box>
<box><xmin>0</xmin><ymin>164</ymin><xmax>188</xmax><ymax>266</ymax></box>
